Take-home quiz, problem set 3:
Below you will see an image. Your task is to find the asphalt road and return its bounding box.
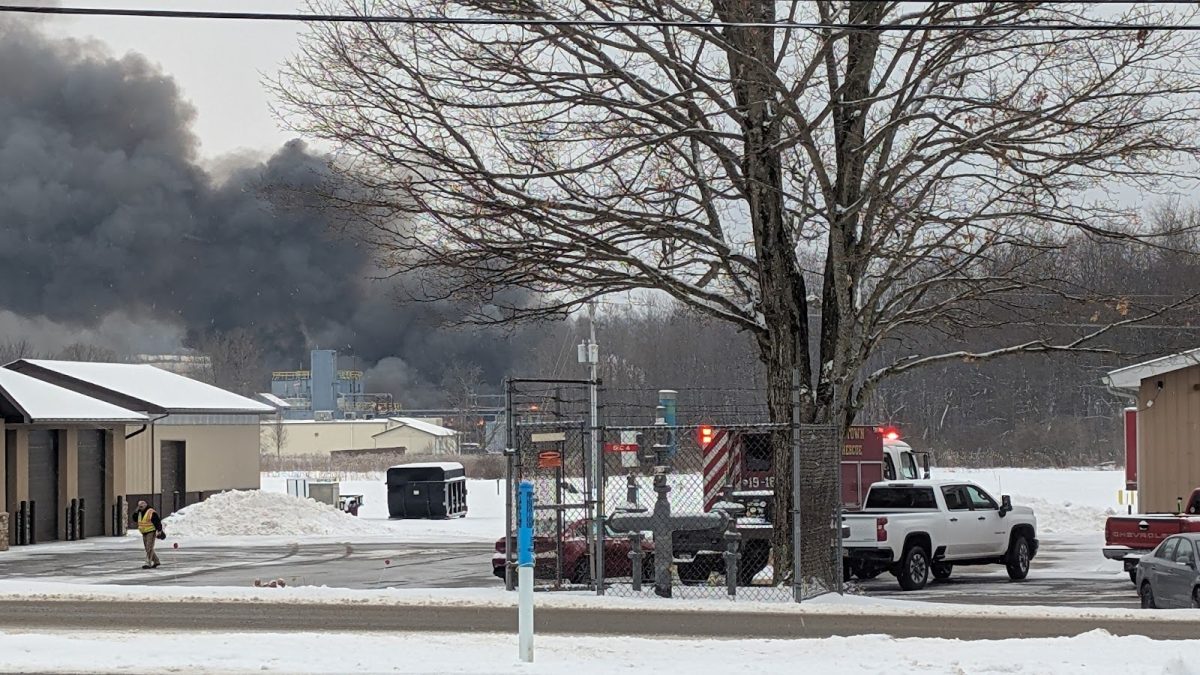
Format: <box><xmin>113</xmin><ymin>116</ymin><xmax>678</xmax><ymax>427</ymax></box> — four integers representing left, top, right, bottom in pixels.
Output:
<box><xmin>0</xmin><ymin>536</ymin><xmax>1140</xmax><ymax>608</ymax></box>
<box><xmin>0</xmin><ymin>541</ymin><xmax>496</xmax><ymax>590</ymax></box>
<box><xmin>0</xmin><ymin>599</ymin><xmax>1195</xmax><ymax>640</ymax></box>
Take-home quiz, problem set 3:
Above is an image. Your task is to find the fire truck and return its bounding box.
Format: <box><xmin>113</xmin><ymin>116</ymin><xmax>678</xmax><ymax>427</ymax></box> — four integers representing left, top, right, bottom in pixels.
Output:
<box><xmin>686</xmin><ymin>425</ymin><xmax>930</xmax><ymax>583</ymax></box>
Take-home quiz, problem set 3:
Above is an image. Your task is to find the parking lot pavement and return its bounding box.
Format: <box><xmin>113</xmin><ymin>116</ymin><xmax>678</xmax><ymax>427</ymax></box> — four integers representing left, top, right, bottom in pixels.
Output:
<box><xmin>855</xmin><ymin>537</ymin><xmax>1141</xmax><ymax>608</ymax></box>
<box><xmin>0</xmin><ymin>539</ymin><xmax>497</xmax><ymax>590</ymax></box>
<box><xmin>0</xmin><ymin>535</ymin><xmax>1142</xmax><ymax>608</ymax></box>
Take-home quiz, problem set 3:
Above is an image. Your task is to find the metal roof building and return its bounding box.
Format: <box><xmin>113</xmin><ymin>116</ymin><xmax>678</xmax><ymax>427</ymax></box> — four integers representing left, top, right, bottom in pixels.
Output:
<box><xmin>1104</xmin><ymin>349</ymin><xmax>1200</xmax><ymax>513</ymax></box>
<box><xmin>4</xmin><ymin>360</ymin><xmax>273</xmax><ymax>539</ymax></box>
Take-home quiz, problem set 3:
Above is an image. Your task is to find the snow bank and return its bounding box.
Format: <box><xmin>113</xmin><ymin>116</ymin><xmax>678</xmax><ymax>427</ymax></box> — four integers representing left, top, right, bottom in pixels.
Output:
<box><xmin>0</xmin><ymin>580</ymin><xmax>1194</xmax><ymax>623</ymax></box>
<box><xmin>0</xmin><ymin>628</ymin><xmax>1198</xmax><ymax>674</ymax></box>
<box><xmin>1017</xmin><ymin>496</ymin><xmax>1115</xmax><ymax>535</ymax></box>
<box><xmin>164</xmin><ymin>490</ymin><xmax>387</xmax><ymax>537</ymax></box>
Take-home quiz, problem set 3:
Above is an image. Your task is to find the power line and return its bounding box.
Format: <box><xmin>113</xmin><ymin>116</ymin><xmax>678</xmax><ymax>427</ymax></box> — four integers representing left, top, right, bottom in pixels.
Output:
<box><xmin>5</xmin><ymin>4</ymin><xmax>1200</xmax><ymax>31</ymax></box>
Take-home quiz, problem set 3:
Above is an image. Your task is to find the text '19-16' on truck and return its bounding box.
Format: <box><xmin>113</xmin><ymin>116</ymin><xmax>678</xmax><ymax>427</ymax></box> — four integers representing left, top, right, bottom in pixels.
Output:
<box><xmin>677</xmin><ymin>425</ymin><xmax>934</xmax><ymax>586</ymax></box>
<box><xmin>842</xmin><ymin>481</ymin><xmax>1038</xmax><ymax>591</ymax></box>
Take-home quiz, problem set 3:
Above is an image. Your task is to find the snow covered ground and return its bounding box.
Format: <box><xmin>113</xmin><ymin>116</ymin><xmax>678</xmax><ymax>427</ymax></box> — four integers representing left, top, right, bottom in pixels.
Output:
<box><xmin>931</xmin><ymin>467</ymin><xmax>1124</xmax><ymax>536</ymax></box>
<box><xmin>0</xmin><ymin>628</ymin><xmax>1195</xmax><ymax>674</ymax></box>
<box><xmin>253</xmin><ymin>468</ymin><xmax>1123</xmax><ymax>542</ymax></box>
<box><xmin>248</xmin><ymin>475</ymin><xmax>507</xmax><ymax>542</ymax></box>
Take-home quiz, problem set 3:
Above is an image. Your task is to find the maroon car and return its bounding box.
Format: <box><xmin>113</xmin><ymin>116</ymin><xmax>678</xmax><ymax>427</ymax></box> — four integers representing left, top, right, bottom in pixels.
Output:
<box><xmin>492</xmin><ymin>519</ymin><xmax>654</xmax><ymax>583</ymax></box>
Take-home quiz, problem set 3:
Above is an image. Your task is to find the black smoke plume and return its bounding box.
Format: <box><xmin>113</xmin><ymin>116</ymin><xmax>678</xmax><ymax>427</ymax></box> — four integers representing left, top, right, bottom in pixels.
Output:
<box><xmin>0</xmin><ymin>20</ymin><xmax>522</xmax><ymax>404</ymax></box>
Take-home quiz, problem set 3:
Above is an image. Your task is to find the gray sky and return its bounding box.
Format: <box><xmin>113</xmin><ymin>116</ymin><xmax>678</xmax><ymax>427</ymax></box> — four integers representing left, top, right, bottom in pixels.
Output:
<box><xmin>43</xmin><ymin>0</ymin><xmax>303</xmax><ymax>160</ymax></box>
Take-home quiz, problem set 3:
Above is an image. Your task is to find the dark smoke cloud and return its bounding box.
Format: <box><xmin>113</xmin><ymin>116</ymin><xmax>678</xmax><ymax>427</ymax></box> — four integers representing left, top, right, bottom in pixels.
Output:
<box><xmin>0</xmin><ymin>20</ymin><xmax>525</xmax><ymax>404</ymax></box>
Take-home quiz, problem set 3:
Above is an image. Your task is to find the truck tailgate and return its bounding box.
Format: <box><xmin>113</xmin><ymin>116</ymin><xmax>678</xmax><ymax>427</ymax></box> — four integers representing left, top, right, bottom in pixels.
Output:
<box><xmin>1105</xmin><ymin>515</ymin><xmax>1199</xmax><ymax>549</ymax></box>
<box><xmin>842</xmin><ymin>514</ymin><xmax>886</xmax><ymax>546</ymax></box>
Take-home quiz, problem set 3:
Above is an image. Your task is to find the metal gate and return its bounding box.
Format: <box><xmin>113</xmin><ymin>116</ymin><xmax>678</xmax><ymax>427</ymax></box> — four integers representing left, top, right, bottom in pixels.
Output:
<box><xmin>505</xmin><ymin>420</ymin><xmax>592</xmax><ymax>589</ymax></box>
<box><xmin>28</xmin><ymin>430</ymin><xmax>59</xmax><ymax>543</ymax></box>
<box><xmin>77</xmin><ymin>430</ymin><xmax>106</xmax><ymax>537</ymax></box>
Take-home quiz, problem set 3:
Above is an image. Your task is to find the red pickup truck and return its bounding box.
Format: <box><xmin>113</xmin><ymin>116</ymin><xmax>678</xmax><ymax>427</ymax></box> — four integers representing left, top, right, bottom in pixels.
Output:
<box><xmin>1104</xmin><ymin>488</ymin><xmax>1200</xmax><ymax>584</ymax></box>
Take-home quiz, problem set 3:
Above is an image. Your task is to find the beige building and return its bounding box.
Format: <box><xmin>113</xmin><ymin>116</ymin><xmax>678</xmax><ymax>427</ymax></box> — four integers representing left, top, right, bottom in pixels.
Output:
<box><xmin>7</xmin><ymin>359</ymin><xmax>273</xmax><ymax>519</ymax></box>
<box><xmin>266</xmin><ymin>417</ymin><xmax>458</xmax><ymax>457</ymax></box>
<box><xmin>1105</xmin><ymin>350</ymin><xmax>1200</xmax><ymax>513</ymax></box>
<box><xmin>2</xmin><ymin>368</ymin><xmax>147</xmax><ymax>546</ymax></box>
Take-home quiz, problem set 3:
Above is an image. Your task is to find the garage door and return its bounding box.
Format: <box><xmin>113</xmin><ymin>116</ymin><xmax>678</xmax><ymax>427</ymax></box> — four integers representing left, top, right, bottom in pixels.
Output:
<box><xmin>28</xmin><ymin>430</ymin><xmax>59</xmax><ymax>543</ymax></box>
<box><xmin>78</xmin><ymin>430</ymin><xmax>106</xmax><ymax>537</ymax></box>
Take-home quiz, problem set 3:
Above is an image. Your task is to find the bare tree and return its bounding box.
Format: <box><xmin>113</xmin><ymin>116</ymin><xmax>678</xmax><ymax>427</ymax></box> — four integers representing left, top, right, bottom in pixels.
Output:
<box><xmin>279</xmin><ymin>1</ymin><xmax>1200</xmax><ymax>581</ymax></box>
<box><xmin>198</xmin><ymin>328</ymin><xmax>266</xmax><ymax>397</ymax></box>
<box><xmin>443</xmin><ymin>361</ymin><xmax>485</xmax><ymax>448</ymax></box>
<box><xmin>56</xmin><ymin>343</ymin><xmax>121</xmax><ymax>363</ymax></box>
<box><xmin>0</xmin><ymin>339</ymin><xmax>39</xmax><ymax>365</ymax></box>
<box><xmin>263</xmin><ymin>413</ymin><xmax>289</xmax><ymax>458</ymax></box>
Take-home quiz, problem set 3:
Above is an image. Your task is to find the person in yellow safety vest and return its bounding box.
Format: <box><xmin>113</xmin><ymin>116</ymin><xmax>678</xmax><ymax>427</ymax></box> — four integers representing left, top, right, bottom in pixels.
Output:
<box><xmin>133</xmin><ymin>500</ymin><xmax>165</xmax><ymax>569</ymax></box>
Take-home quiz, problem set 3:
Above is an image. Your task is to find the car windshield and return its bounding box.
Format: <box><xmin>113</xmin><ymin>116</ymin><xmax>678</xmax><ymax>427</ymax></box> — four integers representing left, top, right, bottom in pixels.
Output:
<box><xmin>865</xmin><ymin>486</ymin><xmax>937</xmax><ymax>509</ymax></box>
<box><xmin>899</xmin><ymin>454</ymin><xmax>919</xmax><ymax>480</ymax></box>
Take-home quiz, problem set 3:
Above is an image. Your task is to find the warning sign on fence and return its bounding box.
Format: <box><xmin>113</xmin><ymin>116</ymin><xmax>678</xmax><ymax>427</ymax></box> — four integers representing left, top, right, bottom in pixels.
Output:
<box><xmin>537</xmin><ymin>450</ymin><xmax>563</xmax><ymax>469</ymax></box>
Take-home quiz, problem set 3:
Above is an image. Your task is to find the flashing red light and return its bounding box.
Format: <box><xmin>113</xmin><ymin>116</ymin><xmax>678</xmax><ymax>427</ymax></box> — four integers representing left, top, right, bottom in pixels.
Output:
<box><xmin>879</xmin><ymin>426</ymin><xmax>900</xmax><ymax>441</ymax></box>
<box><xmin>698</xmin><ymin>425</ymin><xmax>715</xmax><ymax>447</ymax></box>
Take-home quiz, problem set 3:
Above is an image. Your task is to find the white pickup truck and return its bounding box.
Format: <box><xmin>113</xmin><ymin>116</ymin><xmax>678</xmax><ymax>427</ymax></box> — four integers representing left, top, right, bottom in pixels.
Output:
<box><xmin>842</xmin><ymin>480</ymin><xmax>1038</xmax><ymax>591</ymax></box>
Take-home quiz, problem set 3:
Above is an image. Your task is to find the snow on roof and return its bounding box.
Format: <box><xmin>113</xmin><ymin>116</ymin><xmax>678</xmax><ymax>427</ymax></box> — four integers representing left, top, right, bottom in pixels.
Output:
<box><xmin>379</xmin><ymin>417</ymin><xmax>457</xmax><ymax>438</ymax></box>
<box><xmin>281</xmin><ymin>419</ymin><xmax>391</xmax><ymax>425</ymax></box>
<box><xmin>1103</xmin><ymin>347</ymin><xmax>1200</xmax><ymax>390</ymax></box>
<box><xmin>255</xmin><ymin>393</ymin><xmax>292</xmax><ymax>409</ymax></box>
<box><xmin>7</xmin><ymin>360</ymin><xmax>274</xmax><ymax>414</ymax></box>
<box><xmin>388</xmin><ymin>462</ymin><xmax>465</xmax><ymax>471</ymax></box>
<box><xmin>0</xmin><ymin>369</ymin><xmax>147</xmax><ymax>424</ymax></box>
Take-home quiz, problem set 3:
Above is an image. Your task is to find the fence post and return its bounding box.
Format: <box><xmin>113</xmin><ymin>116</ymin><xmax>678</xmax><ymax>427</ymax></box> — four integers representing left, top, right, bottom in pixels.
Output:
<box><xmin>29</xmin><ymin>500</ymin><xmax>36</xmax><ymax>546</ymax></box>
<box><xmin>504</xmin><ymin>378</ymin><xmax>516</xmax><ymax>592</ymax></box>
<box><xmin>791</xmin><ymin>368</ymin><xmax>803</xmax><ymax>603</ymax></box>
<box><xmin>79</xmin><ymin>498</ymin><xmax>86</xmax><ymax>540</ymax></box>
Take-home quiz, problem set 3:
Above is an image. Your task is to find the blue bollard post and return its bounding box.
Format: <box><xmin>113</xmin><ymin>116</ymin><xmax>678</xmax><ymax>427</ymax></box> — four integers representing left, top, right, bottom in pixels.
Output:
<box><xmin>517</xmin><ymin>481</ymin><xmax>535</xmax><ymax>662</ymax></box>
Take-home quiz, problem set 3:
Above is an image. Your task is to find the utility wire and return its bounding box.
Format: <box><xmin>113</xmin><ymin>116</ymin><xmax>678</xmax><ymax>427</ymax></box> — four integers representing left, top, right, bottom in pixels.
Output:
<box><xmin>4</xmin><ymin>4</ymin><xmax>1200</xmax><ymax>31</ymax></box>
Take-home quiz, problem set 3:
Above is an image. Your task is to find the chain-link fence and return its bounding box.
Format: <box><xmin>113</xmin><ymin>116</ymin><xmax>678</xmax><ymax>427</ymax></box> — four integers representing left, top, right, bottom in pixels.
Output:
<box><xmin>504</xmin><ymin>419</ymin><xmax>594</xmax><ymax>590</ymax></box>
<box><xmin>794</xmin><ymin>423</ymin><xmax>845</xmax><ymax>599</ymax></box>
<box><xmin>595</xmin><ymin>422</ymin><xmax>841</xmax><ymax>602</ymax></box>
<box><xmin>501</xmin><ymin>379</ymin><xmax>845</xmax><ymax>603</ymax></box>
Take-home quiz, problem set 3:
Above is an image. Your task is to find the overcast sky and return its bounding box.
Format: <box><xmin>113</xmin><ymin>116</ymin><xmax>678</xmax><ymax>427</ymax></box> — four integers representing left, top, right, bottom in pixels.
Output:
<box><xmin>41</xmin><ymin>0</ymin><xmax>304</xmax><ymax>160</ymax></box>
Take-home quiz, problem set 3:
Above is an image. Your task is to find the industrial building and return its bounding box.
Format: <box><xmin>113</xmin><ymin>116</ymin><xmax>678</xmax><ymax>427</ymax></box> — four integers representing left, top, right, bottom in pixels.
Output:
<box><xmin>265</xmin><ymin>417</ymin><xmax>458</xmax><ymax>458</ymax></box>
<box><xmin>271</xmin><ymin>349</ymin><xmax>397</xmax><ymax>419</ymax></box>
<box><xmin>1</xmin><ymin>368</ymin><xmax>147</xmax><ymax>547</ymax></box>
<box><xmin>6</xmin><ymin>359</ymin><xmax>274</xmax><ymax>526</ymax></box>
<box><xmin>1104</xmin><ymin>350</ymin><xmax>1200</xmax><ymax>513</ymax></box>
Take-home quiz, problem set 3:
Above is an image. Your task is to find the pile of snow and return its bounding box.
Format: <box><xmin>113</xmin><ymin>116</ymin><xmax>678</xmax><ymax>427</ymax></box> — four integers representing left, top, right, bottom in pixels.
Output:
<box><xmin>164</xmin><ymin>490</ymin><xmax>387</xmax><ymax>537</ymax></box>
<box><xmin>1014</xmin><ymin>496</ymin><xmax>1115</xmax><ymax>535</ymax></box>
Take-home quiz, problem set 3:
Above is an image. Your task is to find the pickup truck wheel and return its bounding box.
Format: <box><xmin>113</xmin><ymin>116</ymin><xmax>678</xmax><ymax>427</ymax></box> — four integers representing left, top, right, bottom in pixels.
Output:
<box><xmin>931</xmin><ymin>563</ymin><xmax>953</xmax><ymax>581</ymax></box>
<box><xmin>1005</xmin><ymin>535</ymin><xmax>1031</xmax><ymax>581</ymax></box>
<box><xmin>1140</xmin><ymin>581</ymin><xmax>1157</xmax><ymax>609</ymax></box>
<box><xmin>897</xmin><ymin>545</ymin><xmax>930</xmax><ymax>591</ymax></box>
